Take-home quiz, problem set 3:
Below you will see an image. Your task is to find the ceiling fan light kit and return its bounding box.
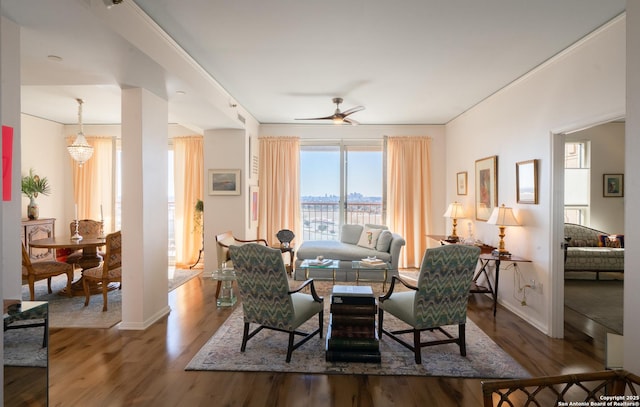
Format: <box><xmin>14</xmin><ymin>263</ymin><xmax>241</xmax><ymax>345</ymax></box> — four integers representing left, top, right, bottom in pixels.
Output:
<box><xmin>296</xmin><ymin>97</ymin><xmax>365</xmax><ymax>125</ymax></box>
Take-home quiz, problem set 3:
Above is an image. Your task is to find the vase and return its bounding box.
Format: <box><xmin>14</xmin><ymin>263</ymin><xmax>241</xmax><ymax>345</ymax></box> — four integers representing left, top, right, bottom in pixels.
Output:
<box><xmin>27</xmin><ymin>197</ymin><xmax>39</xmax><ymax>220</ymax></box>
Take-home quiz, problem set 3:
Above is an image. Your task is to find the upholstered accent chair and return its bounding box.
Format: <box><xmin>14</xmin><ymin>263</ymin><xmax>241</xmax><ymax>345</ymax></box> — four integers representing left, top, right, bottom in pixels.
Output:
<box><xmin>378</xmin><ymin>244</ymin><xmax>480</xmax><ymax>363</ymax></box>
<box><xmin>214</xmin><ymin>231</ymin><xmax>268</xmax><ymax>297</ymax></box>
<box><xmin>229</xmin><ymin>243</ymin><xmax>324</xmax><ymax>363</ymax></box>
<box><xmin>63</xmin><ymin>219</ymin><xmax>104</xmax><ymax>266</ymax></box>
<box><xmin>82</xmin><ymin>231</ymin><xmax>121</xmax><ymax>312</ymax></box>
<box><xmin>22</xmin><ymin>243</ymin><xmax>74</xmax><ymax>301</ymax></box>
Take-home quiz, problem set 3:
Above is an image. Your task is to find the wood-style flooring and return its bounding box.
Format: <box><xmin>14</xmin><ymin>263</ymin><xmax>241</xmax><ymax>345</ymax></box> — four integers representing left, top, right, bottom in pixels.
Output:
<box><xmin>10</xmin><ymin>272</ymin><xmax>606</xmax><ymax>407</ymax></box>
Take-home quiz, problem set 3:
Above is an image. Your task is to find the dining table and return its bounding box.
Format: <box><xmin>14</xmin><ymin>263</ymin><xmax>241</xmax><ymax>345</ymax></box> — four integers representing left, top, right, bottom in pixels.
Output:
<box><xmin>29</xmin><ymin>235</ymin><xmax>110</xmax><ymax>297</ymax></box>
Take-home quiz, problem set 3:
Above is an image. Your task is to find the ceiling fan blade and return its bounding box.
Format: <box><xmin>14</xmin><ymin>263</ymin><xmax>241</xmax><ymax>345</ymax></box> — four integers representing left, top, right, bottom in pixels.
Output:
<box><xmin>295</xmin><ymin>115</ymin><xmax>334</xmax><ymax>121</ymax></box>
<box><xmin>343</xmin><ymin>117</ymin><xmax>360</xmax><ymax>126</ymax></box>
<box><xmin>341</xmin><ymin>105</ymin><xmax>365</xmax><ymax>116</ymax></box>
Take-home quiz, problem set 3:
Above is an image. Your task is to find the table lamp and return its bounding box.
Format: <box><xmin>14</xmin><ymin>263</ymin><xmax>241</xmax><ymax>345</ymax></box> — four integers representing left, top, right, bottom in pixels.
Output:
<box><xmin>443</xmin><ymin>201</ymin><xmax>466</xmax><ymax>242</ymax></box>
<box><xmin>487</xmin><ymin>204</ymin><xmax>520</xmax><ymax>255</ymax></box>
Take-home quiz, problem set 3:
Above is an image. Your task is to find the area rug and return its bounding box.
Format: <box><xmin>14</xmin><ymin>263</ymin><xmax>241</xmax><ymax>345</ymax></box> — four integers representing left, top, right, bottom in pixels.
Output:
<box><xmin>565</xmin><ymin>279</ymin><xmax>623</xmax><ymax>334</ymax></box>
<box><xmin>3</xmin><ymin>325</ymin><xmax>48</xmax><ymax>368</ymax></box>
<box><xmin>185</xmin><ymin>303</ymin><xmax>530</xmax><ymax>379</ymax></box>
<box><xmin>20</xmin><ymin>268</ymin><xmax>202</xmax><ymax>329</ymax></box>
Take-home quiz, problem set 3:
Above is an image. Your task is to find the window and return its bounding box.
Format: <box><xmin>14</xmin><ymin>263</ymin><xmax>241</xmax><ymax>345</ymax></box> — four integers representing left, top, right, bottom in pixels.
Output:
<box><xmin>564</xmin><ymin>141</ymin><xmax>589</xmax><ymax>224</ymax></box>
<box><xmin>300</xmin><ymin>141</ymin><xmax>384</xmax><ymax>240</ymax></box>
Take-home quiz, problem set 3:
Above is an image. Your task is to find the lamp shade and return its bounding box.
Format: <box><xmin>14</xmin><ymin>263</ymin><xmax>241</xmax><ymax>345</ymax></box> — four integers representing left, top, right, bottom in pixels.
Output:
<box><xmin>443</xmin><ymin>201</ymin><xmax>466</xmax><ymax>219</ymax></box>
<box><xmin>487</xmin><ymin>204</ymin><xmax>520</xmax><ymax>226</ymax></box>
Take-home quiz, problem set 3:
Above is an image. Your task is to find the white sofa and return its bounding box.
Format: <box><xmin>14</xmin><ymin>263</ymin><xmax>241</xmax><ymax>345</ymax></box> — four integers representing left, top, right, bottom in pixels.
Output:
<box><xmin>293</xmin><ymin>224</ymin><xmax>405</xmax><ymax>282</ymax></box>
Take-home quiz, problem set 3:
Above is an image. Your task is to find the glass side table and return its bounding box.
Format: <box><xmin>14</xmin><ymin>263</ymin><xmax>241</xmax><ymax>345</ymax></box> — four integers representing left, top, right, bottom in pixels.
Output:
<box><xmin>211</xmin><ymin>268</ymin><xmax>237</xmax><ymax>307</ymax></box>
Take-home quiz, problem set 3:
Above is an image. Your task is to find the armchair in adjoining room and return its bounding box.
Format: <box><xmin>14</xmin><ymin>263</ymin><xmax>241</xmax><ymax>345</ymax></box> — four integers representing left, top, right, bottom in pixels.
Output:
<box><xmin>82</xmin><ymin>231</ymin><xmax>121</xmax><ymax>312</ymax></box>
<box><xmin>229</xmin><ymin>243</ymin><xmax>324</xmax><ymax>363</ymax></box>
<box><xmin>214</xmin><ymin>231</ymin><xmax>268</xmax><ymax>297</ymax></box>
<box><xmin>378</xmin><ymin>244</ymin><xmax>480</xmax><ymax>363</ymax></box>
<box><xmin>22</xmin><ymin>243</ymin><xmax>74</xmax><ymax>301</ymax></box>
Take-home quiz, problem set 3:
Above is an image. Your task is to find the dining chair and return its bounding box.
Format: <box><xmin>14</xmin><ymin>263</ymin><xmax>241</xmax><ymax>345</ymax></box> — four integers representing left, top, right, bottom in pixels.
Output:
<box><xmin>378</xmin><ymin>244</ymin><xmax>480</xmax><ymax>363</ymax></box>
<box><xmin>82</xmin><ymin>231</ymin><xmax>121</xmax><ymax>312</ymax></box>
<box><xmin>22</xmin><ymin>243</ymin><xmax>74</xmax><ymax>301</ymax></box>
<box><xmin>229</xmin><ymin>243</ymin><xmax>324</xmax><ymax>362</ymax></box>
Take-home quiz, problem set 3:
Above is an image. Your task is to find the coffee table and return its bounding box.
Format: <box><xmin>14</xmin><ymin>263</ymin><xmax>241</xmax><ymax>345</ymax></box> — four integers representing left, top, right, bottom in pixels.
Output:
<box><xmin>351</xmin><ymin>261</ymin><xmax>389</xmax><ymax>291</ymax></box>
<box><xmin>299</xmin><ymin>259</ymin><xmax>339</xmax><ymax>284</ymax></box>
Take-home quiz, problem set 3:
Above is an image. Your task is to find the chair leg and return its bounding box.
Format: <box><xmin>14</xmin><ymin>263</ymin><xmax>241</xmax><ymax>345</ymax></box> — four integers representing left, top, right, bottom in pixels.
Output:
<box><xmin>66</xmin><ymin>272</ymin><xmax>73</xmax><ymax>298</ymax></box>
<box><xmin>458</xmin><ymin>323</ymin><xmax>466</xmax><ymax>356</ymax></box>
<box><xmin>286</xmin><ymin>332</ymin><xmax>295</xmax><ymax>363</ymax></box>
<box><xmin>29</xmin><ymin>277</ymin><xmax>36</xmax><ymax>301</ymax></box>
<box><xmin>378</xmin><ymin>308</ymin><xmax>384</xmax><ymax>338</ymax></box>
<box><xmin>413</xmin><ymin>330</ymin><xmax>421</xmax><ymax>364</ymax></box>
<box><xmin>43</xmin><ymin>318</ymin><xmax>48</xmax><ymax>348</ymax></box>
<box><xmin>102</xmin><ymin>280</ymin><xmax>109</xmax><ymax>312</ymax></box>
<box><xmin>241</xmin><ymin>322</ymin><xmax>250</xmax><ymax>352</ymax></box>
<box><xmin>47</xmin><ymin>277</ymin><xmax>53</xmax><ymax>294</ymax></box>
<box><xmin>318</xmin><ymin>310</ymin><xmax>324</xmax><ymax>338</ymax></box>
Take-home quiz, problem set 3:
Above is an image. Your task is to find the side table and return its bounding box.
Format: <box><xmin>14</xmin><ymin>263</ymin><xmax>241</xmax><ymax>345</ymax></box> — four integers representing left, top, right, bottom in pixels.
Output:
<box><xmin>279</xmin><ymin>244</ymin><xmax>295</xmax><ymax>275</ymax></box>
<box><xmin>211</xmin><ymin>268</ymin><xmax>237</xmax><ymax>307</ymax></box>
<box><xmin>472</xmin><ymin>253</ymin><xmax>531</xmax><ymax>316</ymax></box>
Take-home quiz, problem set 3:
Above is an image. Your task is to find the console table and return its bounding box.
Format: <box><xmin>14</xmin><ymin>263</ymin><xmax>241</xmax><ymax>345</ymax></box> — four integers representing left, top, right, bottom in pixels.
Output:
<box><xmin>473</xmin><ymin>253</ymin><xmax>531</xmax><ymax>316</ymax></box>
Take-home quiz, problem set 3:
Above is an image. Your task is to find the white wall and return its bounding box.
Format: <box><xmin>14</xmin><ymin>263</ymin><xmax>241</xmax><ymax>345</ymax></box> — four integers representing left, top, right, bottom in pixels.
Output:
<box><xmin>566</xmin><ymin>122</ymin><xmax>625</xmax><ymax>232</ymax></box>
<box><xmin>445</xmin><ymin>15</ymin><xmax>626</xmax><ymax>335</ymax></box>
<box><xmin>624</xmin><ymin>0</ymin><xmax>640</xmax><ymax>375</ymax></box>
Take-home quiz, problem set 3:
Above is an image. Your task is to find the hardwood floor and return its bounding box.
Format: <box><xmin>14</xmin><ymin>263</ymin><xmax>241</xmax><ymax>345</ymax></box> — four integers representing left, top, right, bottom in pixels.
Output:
<box><xmin>37</xmin><ymin>273</ymin><xmax>605</xmax><ymax>407</ymax></box>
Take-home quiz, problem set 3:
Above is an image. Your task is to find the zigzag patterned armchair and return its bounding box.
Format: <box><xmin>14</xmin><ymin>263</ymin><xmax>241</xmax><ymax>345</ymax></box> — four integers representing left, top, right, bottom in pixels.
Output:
<box><xmin>378</xmin><ymin>244</ymin><xmax>480</xmax><ymax>363</ymax></box>
<box><xmin>229</xmin><ymin>243</ymin><xmax>324</xmax><ymax>363</ymax></box>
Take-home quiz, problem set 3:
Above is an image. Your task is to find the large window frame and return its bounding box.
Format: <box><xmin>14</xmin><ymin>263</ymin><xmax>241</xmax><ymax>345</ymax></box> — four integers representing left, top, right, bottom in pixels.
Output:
<box><xmin>564</xmin><ymin>141</ymin><xmax>590</xmax><ymax>225</ymax></box>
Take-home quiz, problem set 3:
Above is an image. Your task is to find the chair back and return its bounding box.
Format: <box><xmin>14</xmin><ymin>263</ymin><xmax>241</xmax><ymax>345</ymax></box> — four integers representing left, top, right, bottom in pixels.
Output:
<box><xmin>276</xmin><ymin>229</ymin><xmax>295</xmax><ymax>246</ymax></box>
<box><xmin>69</xmin><ymin>219</ymin><xmax>102</xmax><ymax>236</ymax></box>
<box><xmin>215</xmin><ymin>231</ymin><xmax>235</xmax><ymax>268</ymax></box>
<box><xmin>21</xmin><ymin>244</ymin><xmax>34</xmax><ymax>275</ymax></box>
<box><xmin>101</xmin><ymin>231</ymin><xmax>122</xmax><ymax>277</ymax></box>
<box><xmin>414</xmin><ymin>244</ymin><xmax>480</xmax><ymax>329</ymax></box>
<box><xmin>229</xmin><ymin>243</ymin><xmax>294</xmax><ymax>329</ymax></box>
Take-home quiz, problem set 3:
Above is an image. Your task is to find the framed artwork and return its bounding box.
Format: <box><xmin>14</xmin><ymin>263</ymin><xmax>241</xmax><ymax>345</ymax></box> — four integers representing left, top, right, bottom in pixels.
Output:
<box><xmin>475</xmin><ymin>155</ymin><xmax>498</xmax><ymax>221</ymax></box>
<box><xmin>603</xmin><ymin>174</ymin><xmax>624</xmax><ymax>197</ymax></box>
<box><xmin>516</xmin><ymin>159</ymin><xmax>538</xmax><ymax>204</ymax></box>
<box><xmin>456</xmin><ymin>171</ymin><xmax>467</xmax><ymax>195</ymax></box>
<box><xmin>249</xmin><ymin>185</ymin><xmax>259</xmax><ymax>229</ymax></box>
<box><xmin>208</xmin><ymin>169</ymin><xmax>241</xmax><ymax>195</ymax></box>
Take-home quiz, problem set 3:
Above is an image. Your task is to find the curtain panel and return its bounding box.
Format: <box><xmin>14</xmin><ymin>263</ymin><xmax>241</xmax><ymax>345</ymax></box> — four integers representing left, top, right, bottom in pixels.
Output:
<box><xmin>386</xmin><ymin>136</ymin><xmax>433</xmax><ymax>268</ymax></box>
<box><xmin>70</xmin><ymin>136</ymin><xmax>114</xmax><ymax>233</ymax></box>
<box><xmin>258</xmin><ymin>137</ymin><xmax>300</xmax><ymax>246</ymax></box>
<box><xmin>173</xmin><ymin>136</ymin><xmax>204</xmax><ymax>268</ymax></box>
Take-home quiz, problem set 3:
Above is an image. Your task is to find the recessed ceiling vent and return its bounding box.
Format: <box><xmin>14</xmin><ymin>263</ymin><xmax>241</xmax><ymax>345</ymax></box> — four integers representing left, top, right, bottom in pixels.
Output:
<box><xmin>237</xmin><ymin>113</ymin><xmax>246</xmax><ymax>124</ymax></box>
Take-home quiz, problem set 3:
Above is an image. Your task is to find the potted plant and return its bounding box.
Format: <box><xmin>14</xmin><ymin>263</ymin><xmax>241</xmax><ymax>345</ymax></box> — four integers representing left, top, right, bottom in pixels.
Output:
<box><xmin>21</xmin><ymin>169</ymin><xmax>51</xmax><ymax>220</ymax></box>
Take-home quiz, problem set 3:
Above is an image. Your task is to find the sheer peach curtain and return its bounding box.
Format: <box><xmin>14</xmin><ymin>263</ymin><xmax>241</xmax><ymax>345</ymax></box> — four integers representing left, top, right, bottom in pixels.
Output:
<box><xmin>386</xmin><ymin>136</ymin><xmax>433</xmax><ymax>268</ymax></box>
<box><xmin>71</xmin><ymin>136</ymin><xmax>114</xmax><ymax>233</ymax></box>
<box><xmin>173</xmin><ymin>136</ymin><xmax>204</xmax><ymax>267</ymax></box>
<box><xmin>258</xmin><ymin>137</ymin><xmax>300</xmax><ymax>246</ymax></box>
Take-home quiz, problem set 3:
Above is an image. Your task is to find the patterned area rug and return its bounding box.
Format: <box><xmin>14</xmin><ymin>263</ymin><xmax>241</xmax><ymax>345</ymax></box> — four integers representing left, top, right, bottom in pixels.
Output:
<box><xmin>3</xmin><ymin>325</ymin><xmax>48</xmax><ymax>367</ymax></box>
<box><xmin>20</xmin><ymin>268</ymin><xmax>202</xmax><ymax>329</ymax></box>
<box><xmin>186</xmin><ymin>279</ymin><xmax>530</xmax><ymax>379</ymax></box>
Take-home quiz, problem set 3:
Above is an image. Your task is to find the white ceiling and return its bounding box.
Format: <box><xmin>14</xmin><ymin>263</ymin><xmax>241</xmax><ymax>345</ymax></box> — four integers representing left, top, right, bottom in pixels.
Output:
<box><xmin>1</xmin><ymin>0</ymin><xmax>626</xmax><ymax>131</ymax></box>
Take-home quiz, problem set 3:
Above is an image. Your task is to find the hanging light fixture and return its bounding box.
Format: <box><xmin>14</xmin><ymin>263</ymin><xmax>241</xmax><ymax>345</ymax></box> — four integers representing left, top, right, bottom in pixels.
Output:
<box><xmin>67</xmin><ymin>98</ymin><xmax>94</xmax><ymax>166</ymax></box>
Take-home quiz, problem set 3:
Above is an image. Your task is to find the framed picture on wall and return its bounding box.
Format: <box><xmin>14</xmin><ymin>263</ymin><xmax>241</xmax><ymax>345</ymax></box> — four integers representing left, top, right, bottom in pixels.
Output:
<box><xmin>209</xmin><ymin>169</ymin><xmax>241</xmax><ymax>195</ymax></box>
<box><xmin>516</xmin><ymin>159</ymin><xmax>538</xmax><ymax>204</ymax></box>
<box><xmin>603</xmin><ymin>173</ymin><xmax>624</xmax><ymax>197</ymax></box>
<box><xmin>475</xmin><ymin>155</ymin><xmax>498</xmax><ymax>221</ymax></box>
<box><xmin>249</xmin><ymin>185</ymin><xmax>259</xmax><ymax>229</ymax></box>
<box><xmin>456</xmin><ymin>171</ymin><xmax>467</xmax><ymax>195</ymax></box>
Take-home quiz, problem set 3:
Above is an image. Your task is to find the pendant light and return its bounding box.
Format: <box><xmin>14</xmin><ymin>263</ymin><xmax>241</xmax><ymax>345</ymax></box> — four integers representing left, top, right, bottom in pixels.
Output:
<box><xmin>67</xmin><ymin>98</ymin><xmax>94</xmax><ymax>166</ymax></box>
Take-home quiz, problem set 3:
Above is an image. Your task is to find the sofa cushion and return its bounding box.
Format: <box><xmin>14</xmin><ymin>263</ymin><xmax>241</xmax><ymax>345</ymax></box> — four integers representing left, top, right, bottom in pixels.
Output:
<box><xmin>341</xmin><ymin>224</ymin><xmax>363</xmax><ymax>245</ymax></box>
<box><xmin>357</xmin><ymin>227</ymin><xmax>382</xmax><ymax>249</ymax></box>
<box><xmin>376</xmin><ymin>230</ymin><xmax>393</xmax><ymax>252</ymax></box>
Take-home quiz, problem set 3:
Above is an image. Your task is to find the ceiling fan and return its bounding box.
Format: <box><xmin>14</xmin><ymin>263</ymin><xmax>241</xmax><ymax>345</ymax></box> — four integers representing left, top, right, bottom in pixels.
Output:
<box><xmin>296</xmin><ymin>97</ymin><xmax>365</xmax><ymax>125</ymax></box>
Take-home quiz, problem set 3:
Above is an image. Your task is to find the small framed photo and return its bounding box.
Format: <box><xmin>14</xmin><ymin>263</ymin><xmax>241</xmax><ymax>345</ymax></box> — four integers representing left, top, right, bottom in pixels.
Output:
<box><xmin>475</xmin><ymin>155</ymin><xmax>498</xmax><ymax>221</ymax></box>
<box><xmin>456</xmin><ymin>171</ymin><xmax>467</xmax><ymax>195</ymax></box>
<box><xmin>603</xmin><ymin>174</ymin><xmax>624</xmax><ymax>197</ymax></box>
<box><xmin>209</xmin><ymin>169</ymin><xmax>241</xmax><ymax>195</ymax></box>
<box><xmin>516</xmin><ymin>159</ymin><xmax>538</xmax><ymax>204</ymax></box>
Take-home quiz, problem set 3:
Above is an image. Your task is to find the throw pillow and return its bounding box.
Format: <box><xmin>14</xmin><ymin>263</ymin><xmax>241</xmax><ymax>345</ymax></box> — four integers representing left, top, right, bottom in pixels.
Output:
<box><xmin>376</xmin><ymin>230</ymin><xmax>393</xmax><ymax>252</ymax></box>
<box><xmin>357</xmin><ymin>228</ymin><xmax>382</xmax><ymax>249</ymax></box>
<box><xmin>598</xmin><ymin>234</ymin><xmax>625</xmax><ymax>248</ymax></box>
